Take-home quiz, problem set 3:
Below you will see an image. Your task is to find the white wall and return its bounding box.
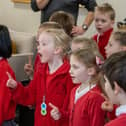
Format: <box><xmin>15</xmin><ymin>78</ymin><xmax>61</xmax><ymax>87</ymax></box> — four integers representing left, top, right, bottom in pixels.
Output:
<box><xmin>0</xmin><ymin>0</ymin><xmax>40</xmax><ymax>33</ymax></box>
<box><xmin>0</xmin><ymin>0</ymin><xmax>125</xmax><ymax>35</ymax></box>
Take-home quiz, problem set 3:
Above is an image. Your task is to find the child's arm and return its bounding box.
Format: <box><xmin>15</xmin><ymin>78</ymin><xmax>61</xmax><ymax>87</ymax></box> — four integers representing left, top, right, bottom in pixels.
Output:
<box><xmin>6</xmin><ymin>72</ymin><xmax>36</xmax><ymax>106</ymax></box>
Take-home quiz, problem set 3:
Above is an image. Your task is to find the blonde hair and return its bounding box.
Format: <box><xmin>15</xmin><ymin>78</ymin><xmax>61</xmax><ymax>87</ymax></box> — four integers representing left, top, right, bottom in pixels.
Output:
<box><xmin>72</xmin><ymin>37</ymin><xmax>104</xmax><ymax>60</ymax></box>
<box><xmin>112</xmin><ymin>30</ymin><xmax>126</xmax><ymax>46</ymax></box>
<box><xmin>38</xmin><ymin>21</ymin><xmax>62</xmax><ymax>34</ymax></box>
<box><xmin>95</xmin><ymin>3</ymin><xmax>115</xmax><ymax>20</ymax></box>
<box><xmin>43</xmin><ymin>28</ymin><xmax>71</xmax><ymax>57</ymax></box>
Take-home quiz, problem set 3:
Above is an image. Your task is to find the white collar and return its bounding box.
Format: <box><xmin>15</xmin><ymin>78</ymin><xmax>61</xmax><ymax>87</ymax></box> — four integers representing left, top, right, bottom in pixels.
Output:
<box><xmin>74</xmin><ymin>84</ymin><xmax>96</xmax><ymax>103</ymax></box>
<box><xmin>116</xmin><ymin>104</ymin><xmax>126</xmax><ymax>116</ymax></box>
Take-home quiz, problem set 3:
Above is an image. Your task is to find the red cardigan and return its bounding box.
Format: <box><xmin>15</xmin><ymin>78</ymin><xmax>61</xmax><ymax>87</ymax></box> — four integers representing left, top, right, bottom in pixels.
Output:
<box><xmin>105</xmin><ymin>114</ymin><xmax>126</xmax><ymax>126</ymax></box>
<box><xmin>0</xmin><ymin>59</ymin><xmax>16</xmax><ymax>125</ymax></box>
<box><xmin>93</xmin><ymin>28</ymin><xmax>113</xmax><ymax>59</ymax></box>
<box><xmin>69</xmin><ymin>85</ymin><xmax>105</xmax><ymax>126</ymax></box>
<box><xmin>11</xmin><ymin>60</ymin><xmax>73</xmax><ymax>126</ymax></box>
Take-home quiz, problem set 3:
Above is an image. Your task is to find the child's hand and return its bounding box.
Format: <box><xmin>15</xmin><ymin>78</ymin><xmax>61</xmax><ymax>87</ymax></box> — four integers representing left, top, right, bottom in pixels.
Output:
<box><xmin>101</xmin><ymin>94</ymin><xmax>113</xmax><ymax>112</ymax></box>
<box><xmin>49</xmin><ymin>103</ymin><xmax>61</xmax><ymax>120</ymax></box>
<box><xmin>24</xmin><ymin>55</ymin><xmax>34</xmax><ymax>78</ymax></box>
<box><xmin>6</xmin><ymin>72</ymin><xmax>17</xmax><ymax>89</ymax></box>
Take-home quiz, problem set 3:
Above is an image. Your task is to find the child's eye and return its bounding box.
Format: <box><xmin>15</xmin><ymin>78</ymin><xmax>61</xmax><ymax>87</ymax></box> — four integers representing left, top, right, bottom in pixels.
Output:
<box><xmin>101</xmin><ymin>19</ymin><xmax>106</xmax><ymax>23</ymax></box>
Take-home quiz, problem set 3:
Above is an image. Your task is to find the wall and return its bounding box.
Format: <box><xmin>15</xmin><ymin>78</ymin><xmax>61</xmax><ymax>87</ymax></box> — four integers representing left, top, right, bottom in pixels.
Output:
<box><xmin>0</xmin><ymin>0</ymin><xmax>125</xmax><ymax>35</ymax></box>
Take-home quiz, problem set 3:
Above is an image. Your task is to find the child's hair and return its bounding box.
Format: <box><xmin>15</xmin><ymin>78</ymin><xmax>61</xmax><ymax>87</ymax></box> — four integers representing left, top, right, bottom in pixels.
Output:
<box><xmin>95</xmin><ymin>3</ymin><xmax>115</xmax><ymax>21</ymax></box>
<box><xmin>71</xmin><ymin>48</ymin><xmax>105</xmax><ymax>93</ymax></box>
<box><xmin>43</xmin><ymin>28</ymin><xmax>71</xmax><ymax>57</ymax></box>
<box><xmin>72</xmin><ymin>36</ymin><xmax>104</xmax><ymax>60</ymax></box>
<box><xmin>0</xmin><ymin>25</ymin><xmax>12</xmax><ymax>58</ymax></box>
<box><xmin>112</xmin><ymin>30</ymin><xmax>126</xmax><ymax>46</ymax></box>
<box><xmin>49</xmin><ymin>11</ymin><xmax>75</xmax><ymax>36</ymax></box>
<box><xmin>102</xmin><ymin>51</ymin><xmax>126</xmax><ymax>92</ymax></box>
<box><xmin>39</xmin><ymin>21</ymin><xmax>63</xmax><ymax>29</ymax></box>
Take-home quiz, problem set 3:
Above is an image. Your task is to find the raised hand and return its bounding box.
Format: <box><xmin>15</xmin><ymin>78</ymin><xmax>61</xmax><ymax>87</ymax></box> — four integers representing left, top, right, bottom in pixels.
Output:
<box><xmin>49</xmin><ymin>102</ymin><xmax>61</xmax><ymax>120</ymax></box>
<box><xmin>101</xmin><ymin>94</ymin><xmax>113</xmax><ymax>112</ymax></box>
<box><xmin>6</xmin><ymin>72</ymin><xmax>17</xmax><ymax>89</ymax></box>
<box><xmin>24</xmin><ymin>55</ymin><xmax>33</xmax><ymax>79</ymax></box>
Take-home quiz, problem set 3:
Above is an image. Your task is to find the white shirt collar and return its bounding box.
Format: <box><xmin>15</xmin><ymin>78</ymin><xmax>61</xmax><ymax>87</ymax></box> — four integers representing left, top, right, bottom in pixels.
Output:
<box><xmin>74</xmin><ymin>84</ymin><xmax>96</xmax><ymax>103</ymax></box>
<box><xmin>116</xmin><ymin>104</ymin><xmax>126</xmax><ymax>116</ymax></box>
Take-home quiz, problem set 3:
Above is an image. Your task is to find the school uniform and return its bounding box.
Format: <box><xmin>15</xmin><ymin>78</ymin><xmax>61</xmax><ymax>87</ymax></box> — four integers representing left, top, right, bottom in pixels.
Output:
<box><xmin>69</xmin><ymin>85</ymin><xmax>105</xmax><ymax>126</ymax></box>
<box><xmin>105</xmin><ymin>105</ymin><xmax>126</xmax><ymax>126</ymax></box>
<box><xmin>0</xmin><ymin>58</ymin><xmax>16</xmax><ymax>126</ymax></box>
<box><xmin>93</xmin><ymin>28</ymin><xmax>113</xmax><ymax>59</ymax></box>
<box><xmin>11</xmin><ymin>60</ymin><xmax>73</xmax><ymax>126</ymax></box>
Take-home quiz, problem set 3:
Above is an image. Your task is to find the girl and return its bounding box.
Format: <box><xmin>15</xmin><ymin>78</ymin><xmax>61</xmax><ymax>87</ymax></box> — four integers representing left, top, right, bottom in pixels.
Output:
<box><xmin>50</xmin><ymin>49</ymin><xmax>105</xmax><ymax>126</ymax></box>
<box><xmin>0</xmin><ymin>25</ymin><xmax>16</xmax><ymax>126</ymax></box>
<box><xmin>105</xmin><ymin>30</ymin><xmax>126</xmax><ymax>58</ymax></box>
<box><xmin>6</xmin><ymin>28</ymin><xmax>73</xmax><ymax>126</ymax></box>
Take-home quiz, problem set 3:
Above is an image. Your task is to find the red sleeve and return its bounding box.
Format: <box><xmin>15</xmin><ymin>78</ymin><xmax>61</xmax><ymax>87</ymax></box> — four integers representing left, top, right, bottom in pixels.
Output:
<box><xmin>59</xmin><ymin>74</ymin><xmax>74</xmax><ymax>121</ymax></box>
<box><xmin>11</xmin><ymin>76</ymin><xmax>37</xmax><ymax>106</ymax></box>
<box><xmin>107</xmin><ymin>104</ymin><xmax>118</xmax><ymax>120</ymax></box>
<box><xmin>88</xmin><ymin>93</ymin><xmax>105</xmax><ymax>126</ymax></box>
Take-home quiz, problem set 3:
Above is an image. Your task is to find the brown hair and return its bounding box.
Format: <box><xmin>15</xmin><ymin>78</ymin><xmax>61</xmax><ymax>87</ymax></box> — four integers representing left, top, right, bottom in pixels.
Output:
<box><xmin>95</xmin><ymin>3</ymin><xmax>115</xmax><ymax>21</ymax></box>
<box><xmin>71</xmin><ymin>49</ymin><xmax>105</xmax><ymax>93</ymax></box>
<box><xmin>49</xmin><ymin>11</ymin><xmax>75</xmax><ymax>37</ymax></box>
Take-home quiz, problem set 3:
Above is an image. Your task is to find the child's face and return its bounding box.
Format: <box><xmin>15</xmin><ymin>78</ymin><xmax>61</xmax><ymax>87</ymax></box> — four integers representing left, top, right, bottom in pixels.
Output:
<box><xmin>70</xmin><ymin>55</ymin><xmax>89</xmax><ymax>83</ymax></box>
<box><xmin>37</xmin><ymin>32</ymin><xmax>56</xmax><ymax>63</ymax></box>
<box><xmin>104</xmin><ymin>75</ymin><xmax>118</xmax><ymax>104</ymax></box>
<box><xmin>71</xmin><ymin>42</ymin><xmax>84</xmax><ymax>52</ymax></box>
<box><xmin>94</xmin><ymin>11</ymin><xmax>114</xmax><ymax>34</ymax></box>
<box><xmin>105</xmin><ymin>36</ymin><xmax>122</xmax><ymax>58</ymax></box>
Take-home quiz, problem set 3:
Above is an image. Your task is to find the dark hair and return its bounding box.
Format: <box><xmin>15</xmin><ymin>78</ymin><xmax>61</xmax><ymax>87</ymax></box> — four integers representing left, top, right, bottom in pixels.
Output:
<box><xmin>102</xmin><ymin>51</ymin><xmax>126</xmax><ymax>92</ymax></box>
<box><xmin>0</xmin><ymin>25</ymin><xmax>12</xmax><ymax>58</ymax></box>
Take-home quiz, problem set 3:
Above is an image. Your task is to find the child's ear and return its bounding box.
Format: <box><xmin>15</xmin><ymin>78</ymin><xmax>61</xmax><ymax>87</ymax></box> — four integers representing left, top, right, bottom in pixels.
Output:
<box><xmin>54</xmin><ymin>47</ymin><xmax>62</xmax><ymax>54</ymax></box>
<box><xmin>114</xmin><ymin>81</ymin><xmax>121</xmax><ymax>95</ymax></box>
<box><xmin>121</xmin><ymin>46</ymin><xmax>126</xmax><ymax>51</ymax></box>
<box><xmin>87</xmin><ymin>67</ymin><xmax>96</xmax><ymax>76</ymax></box>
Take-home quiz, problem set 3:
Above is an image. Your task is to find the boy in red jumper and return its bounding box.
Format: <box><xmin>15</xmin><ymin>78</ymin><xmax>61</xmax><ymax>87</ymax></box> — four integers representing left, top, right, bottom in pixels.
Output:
<box><xmin>0</xmin><ymin>25</ymin><xmax>16</xmax><ymax>126</ymax></box>
<box><xmin>92</xmin><ymin>3</ymin><xmax>115</xmax><ymax>59</ymax></box>
<box><xmin>102</xmin><ymin>51</ymin><xmax>126</xmax><ymax>126</ymax></box>
<box><xmin>6</xmin><ymin>28</ymin><xmax>73</xmax><ymax>126</ymax></box>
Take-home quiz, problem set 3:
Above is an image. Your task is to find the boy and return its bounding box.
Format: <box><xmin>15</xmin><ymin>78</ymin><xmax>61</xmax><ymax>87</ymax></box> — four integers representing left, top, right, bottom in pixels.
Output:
<box><xmin>102</xmin><ymin>51</ymin><xmax>126</xmax><ymax>126</ymax></box>
<box><xmin>93</xmin><ymin>3</ymin><xmax>115</xmax><ymax>59</ymax></box>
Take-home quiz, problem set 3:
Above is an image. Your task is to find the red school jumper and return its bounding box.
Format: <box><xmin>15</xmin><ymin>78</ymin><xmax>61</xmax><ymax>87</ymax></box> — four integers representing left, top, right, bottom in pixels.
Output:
<box><xmin>11</xmin><ymin>60</ymin><xmax>73</xmax><ymax>126</ymax></box>
<box><xmin>93</xmin><ymin>28</ymin><xmax>113</xmax><ymax>59</ymax></box>
<box><xmin>105</xmin><ymin>114</ymin><xmax>126</xmax><ymax>126</ymax></box>
<box><xmin>0</xmin><ymin>59</ymin><xmax>16</xmax><ymax>125</ymax></box>
<box><xmin>69</xmin><ymin>85</ymin><xmax>105</xmax><ymax>126</ymax></box>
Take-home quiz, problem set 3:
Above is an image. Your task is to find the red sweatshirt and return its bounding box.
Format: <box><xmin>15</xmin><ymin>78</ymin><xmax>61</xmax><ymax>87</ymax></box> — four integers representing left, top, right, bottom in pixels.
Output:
<box><xmin>105</xmin><ymin>114</ymin><xmax>126</xmax><ymax>126</ymax></box>
<box><xmin>11</xmin><ymin>60</ymin><xmax>73</xmax><ymax>126</ymax></box>
<box><xmin>69</xmin><ymin>85</ymin><xmax>105</xmax><ymax>126</ymax></box>
<box><xmin>0</xmin><ymin>59</ymin><xmax>16</xmax><ymax>125</ymax></box>
<box><xmin>93</xmin><ymin>28</ymin><xmax>113</xmax><ymax>59</ymax></box>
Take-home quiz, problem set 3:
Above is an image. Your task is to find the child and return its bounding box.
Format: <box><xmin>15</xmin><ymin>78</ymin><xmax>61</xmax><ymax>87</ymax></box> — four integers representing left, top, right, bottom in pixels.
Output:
<box><xmin>101</xmin><ymin>51</ymin><xmax>126</xmax><ymax>126</ymax></box>
<box><xmin>49</xmin><ymin>49</ymin><xmax>105</xmax><ymax>126</ymax></box>
<box><xmin>93</xmin><ymin>3</ymin><xmax>115</xmax><ymax>59</ymax></box>
<box><xmin>49</xmin><ymin>11</ymin><xmax>75</xmax><ymax>37</ymax></box>
<box><xmin>71</xmin><ymin>36</ymin><xmax>104</xmax><ymax>64</ymax></box>
<box><xmin>105</xmin><ymin>30</ymin><xmax>126</xmax><ymax>58</ymax></box>
<box><xmin>101</xmin><ymin>30</ymin><xmax>126</xmax><ymax>121</ymax></box>
<box><xmin>6</xmin><ymin>28</ymin><xmax>73</xmax><ymax>126</ymax></box>
<box><xmin>24</xmin><ymin>21</ymin><xmax>63</xmax><ymax>79</ymax></box>
<box><xmin>0</xmin><ymin>25</ymin><xmax>16</xmax><ymax>126</ymax></box>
